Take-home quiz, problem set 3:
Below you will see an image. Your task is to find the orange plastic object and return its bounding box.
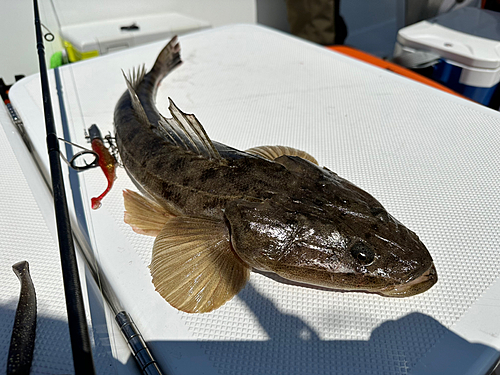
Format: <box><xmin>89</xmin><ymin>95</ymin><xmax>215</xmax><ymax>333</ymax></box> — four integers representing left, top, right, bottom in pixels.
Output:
<box><xmin>327</xmin><ymin>45</ymin><xmax>466</xmax><ymax>99</ymax></box>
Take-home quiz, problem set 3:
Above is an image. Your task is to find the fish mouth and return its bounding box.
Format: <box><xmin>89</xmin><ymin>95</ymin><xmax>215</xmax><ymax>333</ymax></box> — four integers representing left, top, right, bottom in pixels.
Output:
<box><xmin>379</xmin><ymin>263</ymin><xmax>437</xmax><ymax>297</ymax></box>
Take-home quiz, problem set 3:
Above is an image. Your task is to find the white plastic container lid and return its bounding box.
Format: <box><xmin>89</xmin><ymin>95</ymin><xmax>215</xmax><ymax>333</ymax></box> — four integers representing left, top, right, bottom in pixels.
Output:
<box><xmin>61</xmin><ymin>13</ymin><xmax>210</xmax><ymax>54</ymax></box>
<box><xmin>397</xmin><ymin>21</ymin><xmax>500</xmax><ymax>70</ymax></box>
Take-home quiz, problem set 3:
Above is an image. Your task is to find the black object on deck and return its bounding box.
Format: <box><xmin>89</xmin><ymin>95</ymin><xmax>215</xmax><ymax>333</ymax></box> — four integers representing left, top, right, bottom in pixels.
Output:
<box><xmin>7</xmin><ymin>261</ymin><xmax>37</xmax><ymax>375</ymax></box>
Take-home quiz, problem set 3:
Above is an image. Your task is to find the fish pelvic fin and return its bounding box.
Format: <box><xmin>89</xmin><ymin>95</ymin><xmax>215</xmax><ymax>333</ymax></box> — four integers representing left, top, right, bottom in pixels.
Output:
<box><xmin>123</xmin><ymin>189</ymin><xmax>177</xmax><ymax>236</ymax></box>
<box><xmin>150</xmin><ymin>216</ymin><xmax>250</xmax><ymax>313</ymax></box>
<box><xmin>158</xmin><ymin>98</ymin><xmax>226</xmax><ymax>163</ymax></box>
<box><xmin>122</xmin><ymin>70</ymin><xmax>151</xmax><ymax>128</ymax></box>
<box><xmin>245</xmin><ymin>145</ymin><xmax>319</xmax><ymax>165</ymax></box>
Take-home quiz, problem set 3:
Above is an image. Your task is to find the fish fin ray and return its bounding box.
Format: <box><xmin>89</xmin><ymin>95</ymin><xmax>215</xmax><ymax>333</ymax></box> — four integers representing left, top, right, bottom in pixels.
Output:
<box><xmin>246</xmin><ymin>145</ymin><xmax>319</xmax><ymax>165</ymax></box>
<box><xmin>123</xmin><ymin>189</ymin><xmax>176</xmax><ymax>236</ymax></box>
<box><xmin>126</xmin><ymin>65</ymin><xmax>146</xmax><ymax>90</ymax></box>
<box><xmin>150</xmin><ymin>216</ymin><xmax>250</xmax><ymax>313</ymax></box>
<box><xmin>157</xmin><ymin>98</ymin><xmax>225</xmax><ymax>163</ymax></box>
<box><xmin>122</xmin><ymin>70</ymin><xmax>151</xmax><ymax>128</ymax></box>
<box><xmin>158</xmin><ymin>115</ymin><xmax>189</xmax><ymax>149</ymax></box>
<box><xmin>156</xmin><ymin>119</ymin><xmax>178</xmax><ymax>145</ymax></box>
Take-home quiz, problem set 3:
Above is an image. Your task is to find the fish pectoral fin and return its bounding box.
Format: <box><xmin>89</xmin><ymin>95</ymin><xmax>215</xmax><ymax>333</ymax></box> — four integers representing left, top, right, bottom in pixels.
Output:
<box><xmin>245</xmin><ymin>145</ymin><xmax>318</xmax><ymax>165</ymax></box>
<box><xmin>150</xmin><ymin>216</ymin><xmax>250</xmax><ymax>313</ymax></box>
<box><xmin>123</xmin><ymin>189</ymin><xmax>176</xmax><ymax>237</ymax></box>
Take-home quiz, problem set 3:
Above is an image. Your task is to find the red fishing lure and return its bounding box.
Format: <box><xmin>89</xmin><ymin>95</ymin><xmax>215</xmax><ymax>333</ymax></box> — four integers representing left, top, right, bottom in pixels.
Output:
<box><xmin>88</xmin><ymin>125</ymin><xmax>117</xmax><ymax>209</ymax></box>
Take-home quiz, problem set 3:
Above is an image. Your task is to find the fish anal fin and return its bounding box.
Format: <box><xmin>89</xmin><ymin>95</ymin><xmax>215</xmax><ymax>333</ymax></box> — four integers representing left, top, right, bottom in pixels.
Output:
<box><xmin>246</xmin><ymin>145</ymin><xmax>319</xmax><ymax>165</ymax></box>
<box><xmin>150</xmin><ymin>216</ymin><xmax>250</xmax><ymax>313</ymax></box>
<box><xmin>123</xmin><ymin>189</ymin><xmax>175</xmax><ymax>237</ymax></box>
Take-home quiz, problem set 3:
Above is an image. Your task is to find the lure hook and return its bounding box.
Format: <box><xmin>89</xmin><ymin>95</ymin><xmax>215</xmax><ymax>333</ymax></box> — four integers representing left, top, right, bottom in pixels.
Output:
<box><xmin>104</xmin><ymin>132</ymin><xmax>122</xmax><ymax>167</ymax></box>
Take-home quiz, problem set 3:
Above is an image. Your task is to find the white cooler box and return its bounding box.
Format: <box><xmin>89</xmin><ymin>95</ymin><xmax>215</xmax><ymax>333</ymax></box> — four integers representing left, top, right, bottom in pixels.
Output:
<box><xmin>394</xmin><ymin>7</ymin><xmax>500</xmax><ymax>107</ymax></box>
<box><xmin>60</xmin><ymin>12</ymin><xmax>210</xmax><ymax>62</ymax></box>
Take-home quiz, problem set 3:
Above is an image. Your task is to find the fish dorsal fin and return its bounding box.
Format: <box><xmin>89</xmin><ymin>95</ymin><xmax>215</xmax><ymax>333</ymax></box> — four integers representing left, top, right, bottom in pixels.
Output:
<box><xmin>127</xmin><ymin>65</ymin><xmax>147</xmax><ymax>90</ymax></box>
<box><xmin>123</xmin><ymin>189</ymin><xmax>179</xmax><ymax>237</ymax></box>
<box><xmin>122</xmin><ymin>70</ymin><xmax>150</xmax><ymax>128</ymax></box>
<box><xmin>246</xmin><ymin>145</ymin><xmax>319</xmax><ymax>165</ymax></box>
<box><xmin>158</xmin><ymin>98</ymin><xmax>225</xmax><ymax>163</ymax></box>
<box><xmin>150</xmin><ymin>216</ymin><xmax>250</xmax><ymax>313</ymax></box>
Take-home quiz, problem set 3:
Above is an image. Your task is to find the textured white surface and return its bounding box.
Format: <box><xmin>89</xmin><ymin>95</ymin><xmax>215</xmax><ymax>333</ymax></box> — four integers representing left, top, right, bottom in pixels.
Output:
<box><xmin>0</xmin><ymin>105</ymin><xmax>81</xmax><ymax>373</ymax></box>
<box><xmin>0</xmin><ymin>104</ymin><xmax>78</xmax><ymax>374</ymax></box>
<box><xmin>9</xmin><ymin>24</ymin><xmax>500</xmax><ymax>374</ymax></box>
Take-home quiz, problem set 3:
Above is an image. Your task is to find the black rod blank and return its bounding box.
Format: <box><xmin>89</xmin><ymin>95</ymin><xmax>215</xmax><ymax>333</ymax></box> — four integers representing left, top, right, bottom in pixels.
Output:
<box><xmin>32</xmin><ymin>0</ymin><xmax>96</xmax><ymax>373</ymax></box>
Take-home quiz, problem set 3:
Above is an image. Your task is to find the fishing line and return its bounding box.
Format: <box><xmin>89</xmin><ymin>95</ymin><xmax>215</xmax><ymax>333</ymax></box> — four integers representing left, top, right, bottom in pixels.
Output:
<box><xmin>39</xmin><ymin>0</ymin><xmax>114</xmax><ymax>361</ymax></box>
<box><xmin>50</xmin><ymin>35</ymin><xmax>123</xmax><ymax>372</ymax></box>
<box><xmin>41</xmin><ymin>0</ymin><xmax>108</xmax><ymax>316</ymax></box>
<box><xmin>38</xmin><ymin>2</ymin><xmax>164</xmax><ymax>373</ymax></box>
<box><xmin>47</xmin><ymin>0</ymin><xmax>62</xmax><ymax>32</ymax></box>
<box><xmin>57</xmin><ymin>137</ymin><xmax>99</xmax><ymax>171</ymax></box>
<box><xmin>52</xmin><ymin>40</ymin><xmax>121</xmax><ymax>375</ymax></box>
<box><xmin>32</xmin><ymin>0</ymin><xmax>96</xmax><ymax>373</ymax></box>
<box><xmin>41</xmin><ymin>23</ymin><xmax>55</xmax><ymax>42</ymax></box>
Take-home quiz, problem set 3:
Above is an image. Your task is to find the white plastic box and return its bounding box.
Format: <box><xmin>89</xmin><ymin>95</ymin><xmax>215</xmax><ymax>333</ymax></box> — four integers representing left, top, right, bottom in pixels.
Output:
<box><xmin>394</xmin><ymin>7</ymin><xmax>500</xmax><ymax>106</ymax></box>
<box><xmin>60</xmin><ymin>12</ymin><xmax>210</xmax><ymax>61</ymax></box>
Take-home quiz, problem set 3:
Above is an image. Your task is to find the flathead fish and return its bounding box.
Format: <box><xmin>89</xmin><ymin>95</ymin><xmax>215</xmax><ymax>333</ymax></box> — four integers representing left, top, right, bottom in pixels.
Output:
<box><xmin>114</xmin><ymin>37</ymin><xmax>437</xmax><ymax>313</ymax></box>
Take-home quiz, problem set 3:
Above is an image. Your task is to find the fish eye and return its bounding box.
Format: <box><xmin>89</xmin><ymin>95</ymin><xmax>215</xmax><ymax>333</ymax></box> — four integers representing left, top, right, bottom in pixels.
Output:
<box><xmin>350</xmin><ymin>242</ymin><xmax>375</xmax><ymax>265</ymax></box>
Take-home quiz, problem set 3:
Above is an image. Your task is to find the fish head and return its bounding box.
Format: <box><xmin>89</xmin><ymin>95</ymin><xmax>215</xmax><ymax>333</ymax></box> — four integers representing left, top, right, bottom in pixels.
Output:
<box><xmin>225</xmin><ymin>156</ymin><xmax>437</xmax><ymax>297</ymax></box>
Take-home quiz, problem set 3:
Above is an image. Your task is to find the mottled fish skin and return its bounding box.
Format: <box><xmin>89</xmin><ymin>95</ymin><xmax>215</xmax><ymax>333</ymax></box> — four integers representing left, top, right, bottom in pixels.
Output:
<box><xmin>114</xmin><ymin>37</ymin><xmax>436</xmax><ymax>312</ymax></box>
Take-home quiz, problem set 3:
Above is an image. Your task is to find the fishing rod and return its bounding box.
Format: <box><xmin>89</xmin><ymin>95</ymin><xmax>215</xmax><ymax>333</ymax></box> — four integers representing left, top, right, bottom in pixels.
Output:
<box><xmin>33</xmin><ymin>0</ymin><xmax>96</xmax><ymax>373</ymax></box>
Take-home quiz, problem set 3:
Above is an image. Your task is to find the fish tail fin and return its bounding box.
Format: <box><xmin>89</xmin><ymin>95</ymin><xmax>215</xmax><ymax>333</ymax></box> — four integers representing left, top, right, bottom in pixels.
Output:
<box><xmin>150</xmin><ymin>35</ymin><xmax>182</xmax><ymax>82</ymax></box>
<box><xmin>123</xmin><ymin>36</ymin><xmax>181</xmax><ymax>94</ymax></box>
